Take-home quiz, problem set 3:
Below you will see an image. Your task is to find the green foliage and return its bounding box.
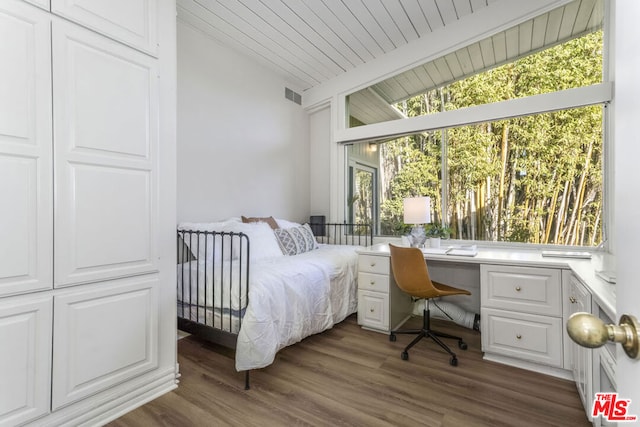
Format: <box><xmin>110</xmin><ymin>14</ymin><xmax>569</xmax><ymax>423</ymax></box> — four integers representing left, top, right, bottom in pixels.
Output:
<box><xmin>377</xmin><ymin>30</ymin><xmax>603</xmax><ymax>246</ymax></box>
<box><xmin>424</xmin><ymin>224</ymin><xmax>452</xmax><ymax>239</ymax></box>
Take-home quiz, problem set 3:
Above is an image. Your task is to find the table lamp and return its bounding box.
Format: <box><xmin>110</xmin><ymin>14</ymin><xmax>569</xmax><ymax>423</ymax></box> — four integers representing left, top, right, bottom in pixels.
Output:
<box><xmin>403</xmin><ymin>196</ymin><xmax>431</xmax><ymax>248</ymax></box>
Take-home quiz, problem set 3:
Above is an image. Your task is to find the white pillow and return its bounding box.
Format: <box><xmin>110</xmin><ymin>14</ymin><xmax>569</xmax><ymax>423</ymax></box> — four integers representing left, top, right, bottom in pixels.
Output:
<box><xmin>178</xmin><ymin>221</ymin><xmax>237</xmax><ymax>262</ymax></box>
<box><xmin>222</xmin><ymin>221</ymin><xmax>283</xmax><ymax>262</ymax></box>
<box><xmin>275</xmin><ymin>218</ymin><xmax>301</xmax><ymax>229</ymax></box>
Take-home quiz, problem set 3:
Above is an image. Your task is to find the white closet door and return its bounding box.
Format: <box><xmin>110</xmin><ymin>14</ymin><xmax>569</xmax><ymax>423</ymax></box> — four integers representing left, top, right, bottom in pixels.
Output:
<box><xmin>51</xmin><ymin>276</ymin><xmax>158</xmax><ymax>410</ymax></box>
<box><xmin>23</xmin><ymin>0</ymin><xmax>50</xmax><ymax>11</ymax></box>
<box><xmin>53</xmin><ymin>19</ymin><xmax>159</xmax><ymax>287</ymax></box>
<box><xmin>0</xmin><ymin>1</ymin><xmax>52</xmax><ymax>297</ymax></box>
<box><xmin>51</xmin><ymin>0</ymin><xmax>157</xmax><ymax>56</ymax></box>
<box><xmin>0</xmin><ymin>295</ymin><xmax>52</xmax><ymax>426</ymax></box>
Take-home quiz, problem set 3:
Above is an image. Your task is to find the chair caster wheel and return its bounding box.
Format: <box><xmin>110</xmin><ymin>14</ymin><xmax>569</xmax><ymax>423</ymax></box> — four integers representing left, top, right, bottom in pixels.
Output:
<box><xmin>389</xmin><ymin>334</ymin><xmax>396</xmax><ymax>342</ymax></box>
<box><xmin>401</xmin><ymin>351</ymin><xmax>409</xmax><ymax>360</ymax></box>
<box><xmin>450</xmin><ymin>357</ymin><xmax>458</xmax><ymax>366</ymax></box>
<box><xmin>458</xmin><ymin>341</ymin><xmax>467</xmax><ymax>350</ymax></box>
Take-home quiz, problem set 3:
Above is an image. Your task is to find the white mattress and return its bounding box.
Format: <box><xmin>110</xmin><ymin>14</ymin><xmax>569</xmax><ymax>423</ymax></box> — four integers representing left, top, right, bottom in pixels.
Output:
<box><xmin>177</xmin><ymin>244</ymin><xmax>359</xmax><ymax>371</ymax></box>
<box><xmin>177</xmin><ymin>258</ymin><xmax>248</xmax><ymax>314</ymax></box>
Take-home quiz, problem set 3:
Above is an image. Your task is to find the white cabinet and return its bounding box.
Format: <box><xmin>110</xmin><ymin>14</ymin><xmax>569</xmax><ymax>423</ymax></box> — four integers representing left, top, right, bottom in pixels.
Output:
<box><xmin>52</xmin><ymin>19</ymin><xmax>159</xmax><ymax>287</ymax></box>
<box><xmin>0</xmin><ymin>1</ymin><xmax>52</xmax><ymax>297</ymax></box>
<box><xmin>591</xmin><ymin>302</ymin><xmax>617</xmax><ymax>427</ymax></box>
<box><xmin>52</xmin><ymin>277</ymin><xmax>158</xmax><ymax>409</ymax></box>
<box><xmin>357</xmin><ymin>254</ymin><xmax>411</xmax><ymax>333</ymax></box>
<box><xmin>0</xmin><ymin>1</ymin><xmax>174</xmax><ymax>425</ymax></box>
<box><xmin>51</xmin><ymin>0</ymin><xmax>158</xmax><ymax>56</ymax></box>
<box><xmin>0</xmin><ymin>295</ymin><xmax>52</xmax><ymax>426</ymax></box>
<box><xmin>481</xmin><ymin>265</ymin><xmax>565</xmax><ymax>369</ymax></box>
<box><xmin>562</xmin><ymin>271</ymin><xmax>593</xmax><ymax>416</ymax></box>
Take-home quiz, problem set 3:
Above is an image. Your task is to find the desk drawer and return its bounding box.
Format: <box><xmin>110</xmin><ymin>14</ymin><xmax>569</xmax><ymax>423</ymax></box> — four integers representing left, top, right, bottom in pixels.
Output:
<box><xmin>481</xmin><ymin>308</ymin><xmax>563</xmax><ymax>367</ymax></box>
<box><xmin>357</xmin><ymin>290</ymin><xmax>389</xmax><ymax>331</ymax></box>
<box><xmin>358</xmin><ymin>255</ymin><xmax>389</xmax><ymax>275</ymax></box>
<box><xmin>481</xmin><ymin>265</ymin><xmax>562</xmax><ymax>316</ymax></box>
<box><xmin>358</xmin><ymin>272</ymin><xmax>388</xmax><ymax>293</ymax></box>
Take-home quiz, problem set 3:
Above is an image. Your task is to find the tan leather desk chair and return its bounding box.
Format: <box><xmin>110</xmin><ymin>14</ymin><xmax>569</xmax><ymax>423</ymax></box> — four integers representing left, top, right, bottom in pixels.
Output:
<box><xmin>389</xmin><ymin>244</ymin><xmax>471</xmax><ymax>366</ymax></box>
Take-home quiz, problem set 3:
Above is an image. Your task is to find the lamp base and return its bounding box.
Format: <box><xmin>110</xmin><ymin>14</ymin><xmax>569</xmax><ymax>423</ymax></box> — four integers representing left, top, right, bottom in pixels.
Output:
<box><xmin>408</xmin><ymin>225</ymin><xmax>426</xmax><ymax>248</ymax></box>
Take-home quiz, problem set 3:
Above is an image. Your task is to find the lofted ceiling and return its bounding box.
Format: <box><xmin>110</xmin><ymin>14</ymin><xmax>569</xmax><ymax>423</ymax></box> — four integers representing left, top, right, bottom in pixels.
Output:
<box><xmin>177</xmin><ymin>0</ymin><xmax>603</xmax><ymax>126</ymax></box>
<box><xmin>349</xmin><ymin>0</ymin><xmax>603</xmax><ymax>125</ymax></box>
<box><xmin>177</xmin><ymin>0</ymin><xmax>497</xmax><ymax>91</ymax></box>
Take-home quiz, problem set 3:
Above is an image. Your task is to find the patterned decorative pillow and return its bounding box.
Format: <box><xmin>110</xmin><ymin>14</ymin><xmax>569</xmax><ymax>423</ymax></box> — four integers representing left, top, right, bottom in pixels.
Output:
<box><xmin>274</xmin><ymin>223</ymin><xmax>318</xmax><ymax>256</ymax></box>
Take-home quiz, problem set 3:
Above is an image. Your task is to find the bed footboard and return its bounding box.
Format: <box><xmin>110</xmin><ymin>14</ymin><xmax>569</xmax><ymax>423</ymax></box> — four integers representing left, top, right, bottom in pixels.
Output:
<box><xmin>176</xmin><ymin>229</ymin><xmax>250</xmax><ymax>388</ymax></box>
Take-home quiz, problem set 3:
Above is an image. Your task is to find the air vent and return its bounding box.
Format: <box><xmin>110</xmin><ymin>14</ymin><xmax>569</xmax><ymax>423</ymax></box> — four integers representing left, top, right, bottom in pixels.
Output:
<box><xmin>285</xmin><ymin>87</ymin><xmax>302</xmax><ymax>105</ymax></box>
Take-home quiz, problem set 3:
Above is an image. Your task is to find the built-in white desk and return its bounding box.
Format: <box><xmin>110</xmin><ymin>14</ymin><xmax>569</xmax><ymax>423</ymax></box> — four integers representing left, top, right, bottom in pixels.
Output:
<box><xmin>359</xmin><ymin>243</ymin><xmax>615</xmax><ymax>318</ymax></box>
<box><xmin>356</xmin><ymin>243</ymin><xmax>616</xmax><ymax>426</ymax></box>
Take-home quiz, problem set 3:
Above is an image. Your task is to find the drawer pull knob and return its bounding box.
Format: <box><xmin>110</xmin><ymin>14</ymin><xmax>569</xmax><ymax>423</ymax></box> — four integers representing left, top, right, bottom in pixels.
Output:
<box><xmin>516</xmin><ymin>334</ymin><xmax>522</xmax><ymax>340</ymax></box>
<box><xmin>569</xmin><ymin>297</ymin><xmax>577</xmax><ymax>304</ymax></box>
<box><xmin>370</xmin><ymin>262</ymin><xmax>376</xmax><ymax>267</ymax></box>
<box><xmin>370</xmin><ymin>281</ymin><xmax>375</xmax><ymax>285</ymax></box>
<box><xmin>515</xmin><ymin>286</ymin><xmax>521</xmax><ymax>292</ymax></box>
<box><xmin>370</xmin><ymin>308</ymin><xmax>375</xmax><ymax>312</ymax></box>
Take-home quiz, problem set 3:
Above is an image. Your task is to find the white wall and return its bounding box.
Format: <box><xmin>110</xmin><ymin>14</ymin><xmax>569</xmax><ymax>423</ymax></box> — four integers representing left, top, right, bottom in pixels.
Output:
<box><xmin>177</xmin><ymin>21</ymin><xmax>310</xmax><ymax>223</ymax></box>
<box><xmin>309</xmin><ymin>106</ymin><xmax>331</xmax><ymax>219</ymax></box>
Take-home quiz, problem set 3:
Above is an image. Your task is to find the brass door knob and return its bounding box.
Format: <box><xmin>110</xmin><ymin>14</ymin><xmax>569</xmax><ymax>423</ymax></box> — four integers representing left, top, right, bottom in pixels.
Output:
<box><xmin>566</xmin><ymin>312</ymin><xmax>640</xmax><ymax>360</ymax></box>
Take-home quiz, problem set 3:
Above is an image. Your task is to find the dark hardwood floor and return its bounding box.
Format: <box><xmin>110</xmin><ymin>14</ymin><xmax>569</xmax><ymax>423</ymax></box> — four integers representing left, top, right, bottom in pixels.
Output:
<box><xmin>109</xmin><ymin>315</ymin><xmax>590</xmax><ymax>427</ymax></box>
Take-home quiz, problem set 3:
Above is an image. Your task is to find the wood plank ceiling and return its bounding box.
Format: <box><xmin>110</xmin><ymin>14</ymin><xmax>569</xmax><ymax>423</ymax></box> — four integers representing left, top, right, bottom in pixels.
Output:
<box><xmin>177</xmin><ymin>0</ymin><xmax>603</xmax><ymax>125</ymax></box>
<box><xmin>177</xmin><ymin>0</ymin><xmax>497</xmax><ymax>90</ymax></box>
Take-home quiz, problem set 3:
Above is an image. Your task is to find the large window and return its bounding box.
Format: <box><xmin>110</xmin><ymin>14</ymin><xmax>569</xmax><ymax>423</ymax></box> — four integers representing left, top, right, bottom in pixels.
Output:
<box><xmin>345</xmin><ymin>24</ymin><xmax>606</xmax><ymax>247</ymax></box>
<box><xmin>370</xmin><ymin>105</ymin><xmax>603</xmax><ymax>246</ymax></box>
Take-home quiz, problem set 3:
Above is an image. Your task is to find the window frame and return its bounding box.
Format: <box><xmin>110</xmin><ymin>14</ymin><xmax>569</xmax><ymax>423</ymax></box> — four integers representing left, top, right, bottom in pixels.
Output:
<box><xmin>347</xmin><ymin>160</ymin><xmax>379</xmax><ymax>234</ymax></box>
<box><xmin>337</xmin><ymin>80</ymin><xmax>612</xmax><ymax>250</ymax></box>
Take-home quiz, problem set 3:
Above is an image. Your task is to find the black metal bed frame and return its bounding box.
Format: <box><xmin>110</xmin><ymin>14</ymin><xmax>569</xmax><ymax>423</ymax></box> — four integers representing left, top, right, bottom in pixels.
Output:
<box><xmin>176</xmin><ymin>222</ymin><xmax>372</xmax><ymax>390</ymax></box>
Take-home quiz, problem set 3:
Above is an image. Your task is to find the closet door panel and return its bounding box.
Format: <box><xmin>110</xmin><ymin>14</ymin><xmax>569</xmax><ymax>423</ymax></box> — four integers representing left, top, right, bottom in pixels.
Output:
<box><xmin>0</xmin><ymin>1</ymin><xmax>52</xmax><ymax>296</ymax></box>
<box><xmin>53</xmin><ymin>20</ymin><xmax>158</xmax><ymax>287</ymax></box>
<box><xmin>51</xmin><ymin>277</ymin><xmax>158</xmax><ymax>410</ymax></box>
<box><xmin>23</xmin><ymin>0</ymin><xmax>50</xmax><ymax>11</ymax></box>
<box><xmin>72</xmin><ymin>165</ymin><xmax>151</xmax><ymax>273</ymax></box>
<box><xmin>51</xmin><ymin>0</ymin><xmax>157</xmax><ymax>56</ymax></box>
<box><xmin>0</xmin><ymin>295</ymin><xmax>52</xmax><ymax>425</ymax></box>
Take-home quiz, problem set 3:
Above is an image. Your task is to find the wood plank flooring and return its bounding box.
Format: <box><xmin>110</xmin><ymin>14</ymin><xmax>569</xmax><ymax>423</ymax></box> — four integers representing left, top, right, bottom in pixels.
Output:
<box><xmin>108</xmin><ymin>315</ymin><xmax>590</xmax><ymax>427</ymax></box>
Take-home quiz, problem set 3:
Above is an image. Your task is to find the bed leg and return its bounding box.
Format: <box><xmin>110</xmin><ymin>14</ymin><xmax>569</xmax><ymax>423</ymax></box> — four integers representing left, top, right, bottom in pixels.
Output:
<box><xmin>244</xmin><ymin>370</ymin><xmax>250</xmax><ymax>390</ymax></box>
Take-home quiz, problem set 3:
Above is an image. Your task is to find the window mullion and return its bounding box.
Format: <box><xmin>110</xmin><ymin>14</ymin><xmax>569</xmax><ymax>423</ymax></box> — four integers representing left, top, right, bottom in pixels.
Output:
<box><xmin>441</xmin><ymin>129</ymin><xmax>448</xmax><ymax>229</ymax></box>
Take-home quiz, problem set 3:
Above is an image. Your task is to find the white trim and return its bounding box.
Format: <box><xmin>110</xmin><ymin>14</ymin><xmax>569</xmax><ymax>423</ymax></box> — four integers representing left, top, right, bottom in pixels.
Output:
<box><xmin>335</xmin><ymin>83</ymin><xmax>612</xmax><ymax>144</ymax></box>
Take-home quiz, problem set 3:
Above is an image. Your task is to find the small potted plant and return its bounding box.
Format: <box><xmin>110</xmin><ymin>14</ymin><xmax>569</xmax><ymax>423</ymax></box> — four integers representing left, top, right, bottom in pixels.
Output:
<box><xmin>424</xmin><ymin>224</ymin><xmax>451</xmax><ymax>249</ymax></box>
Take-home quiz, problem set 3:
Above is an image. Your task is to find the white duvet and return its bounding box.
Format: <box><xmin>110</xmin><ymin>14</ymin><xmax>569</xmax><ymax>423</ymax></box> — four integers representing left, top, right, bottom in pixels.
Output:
<box><xmin>236</xmin><ymin>244</ymin><xmax>358</xmax><ymax>371</ymax></box>
<box><xmin>178</xmin><ymin>244</ymin><xmax>359</xmax><ymax>371</ymax></box>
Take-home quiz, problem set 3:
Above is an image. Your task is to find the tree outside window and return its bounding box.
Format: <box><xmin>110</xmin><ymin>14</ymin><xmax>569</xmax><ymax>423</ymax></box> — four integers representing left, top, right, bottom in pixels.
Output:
<box><xmin>354</xmin><ymin>31</ymin><xmax>604</xmax><ymax>247</ymax></box>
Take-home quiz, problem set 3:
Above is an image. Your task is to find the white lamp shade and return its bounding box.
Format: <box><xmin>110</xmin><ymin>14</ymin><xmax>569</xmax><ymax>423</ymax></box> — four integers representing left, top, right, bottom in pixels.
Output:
<box><xmin>403</xmin><ymin>197</ymin><xmax>431</xmax><ymax>224</ymax></box>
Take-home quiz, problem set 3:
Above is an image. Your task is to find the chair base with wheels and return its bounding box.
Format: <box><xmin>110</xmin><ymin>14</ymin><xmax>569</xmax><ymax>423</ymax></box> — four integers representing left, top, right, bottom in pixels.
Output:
<box><xmin>390</xmin><ymin>301</ymin><xmax>467</xmax><ymax>366</ymax></box>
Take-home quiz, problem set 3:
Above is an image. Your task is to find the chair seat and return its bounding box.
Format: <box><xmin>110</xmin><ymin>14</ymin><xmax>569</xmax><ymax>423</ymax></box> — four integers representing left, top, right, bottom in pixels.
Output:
<box><xmin>433</xmin><ymin>281</ymin><xmax>472</xmax><ymax>296</ymax></box>
<box><xmin>408</xmin><ymin>280</ymin><xmax>471</xmax><ymax>299</ymax></box>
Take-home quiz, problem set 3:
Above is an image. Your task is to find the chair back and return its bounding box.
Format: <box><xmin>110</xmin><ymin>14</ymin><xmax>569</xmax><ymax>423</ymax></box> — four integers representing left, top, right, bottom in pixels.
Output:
<box><xmin>389</xmin><ymin>244</ymin><xmax>439</xmax><ymax>299</ymax></box>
